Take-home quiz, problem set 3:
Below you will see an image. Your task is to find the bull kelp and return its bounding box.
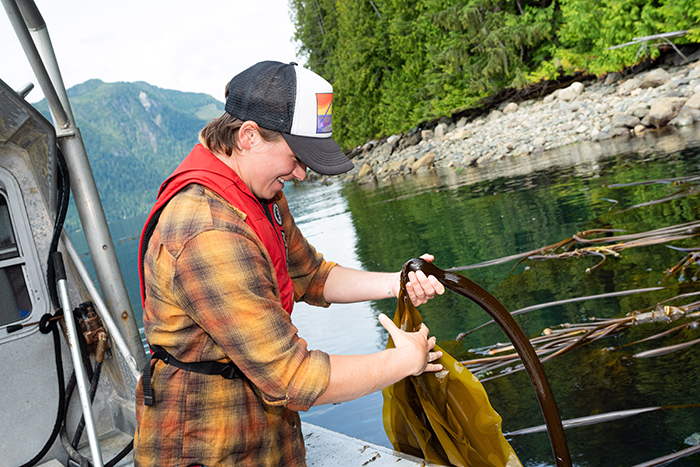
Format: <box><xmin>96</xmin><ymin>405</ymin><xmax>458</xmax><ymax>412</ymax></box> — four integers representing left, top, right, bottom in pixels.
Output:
<box><xmin>384</xmin><ymin>259</ymin><xmax>570</xmax><ymax>466</ymax></box>
<box><xmin>342</xmin><ymin>139</ymin><xmax>700</xmax><ymax>465</ymax></box>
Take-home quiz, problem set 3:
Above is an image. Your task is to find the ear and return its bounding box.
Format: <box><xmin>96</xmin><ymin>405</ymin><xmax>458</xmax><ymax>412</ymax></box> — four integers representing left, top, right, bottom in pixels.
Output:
<box><xmin>238</xmin><ymin>121</ymin><xmax>260</xmax><ymax>150</ymax></box>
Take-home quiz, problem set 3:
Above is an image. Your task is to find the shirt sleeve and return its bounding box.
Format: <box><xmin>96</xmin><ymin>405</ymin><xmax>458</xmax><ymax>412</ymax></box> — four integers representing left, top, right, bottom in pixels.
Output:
<box><xmin>172</xmin><ymin>228</ymin><xmax>330</xmax><ymax>412</ymax></box>
<box><xmin>276</xmin><ymin>192</ymin><xmax>338</xmax><ymax>307</ymax></box>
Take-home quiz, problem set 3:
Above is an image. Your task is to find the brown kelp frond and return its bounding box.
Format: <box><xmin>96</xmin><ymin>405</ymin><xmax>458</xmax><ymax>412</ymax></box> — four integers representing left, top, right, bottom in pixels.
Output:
<box><xmin>448</xmin><ymin>221</ymin><xmax>700</xmax><ymax>274</ymax></box>
<box><xmin>455</xmin><ymin>287</ymin><xmax>664</xmax><ymax>340</ymax></box>
<box><xmin>461</xmin><ymin>300</ymin><xmax>700</xmax><ymax>381</ymax></box>
<box><xmin>661</xmin><ymin>251</ymin><xmax>700</xmax><ymax>283</ymax></box>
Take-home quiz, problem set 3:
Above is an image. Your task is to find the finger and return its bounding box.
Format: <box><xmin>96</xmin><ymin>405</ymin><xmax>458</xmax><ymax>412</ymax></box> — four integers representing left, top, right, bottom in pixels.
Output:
<box><xmin>410</xmin><ymin>271</ymin><xmax>428</xmax><ymax>298</ymax></box>
<box><xmin>419</xmin><ymin>253</ymin><xmax>435</xmax><ymax>263</ymax></box>
<box><xmin>377</xmin><ymin>313</ymin><xmax>398</xmax><ymax>334</ymax></box>
<box><xmin>425</xmin><ymin>362</ymin><xmax>444</xmax><ymax>372</ymax></box>
<box><xmin>419</xmin><ymin>323</ymin><xmax>430</xmax><ymax>336</ymax></box>
<box><xmin>428</xmin><ymin>350</ymin><xmax>443</xmax><ymax>362</ymax></box>
<box><xmin>429</xmin><ymin>275</ymin><xmax>445</xmax><ymax>295</ymax></box>
<box><xmin>428</xmin><ymin>335</ymin><xmax>436</xmax><ymax>350</ymax></box>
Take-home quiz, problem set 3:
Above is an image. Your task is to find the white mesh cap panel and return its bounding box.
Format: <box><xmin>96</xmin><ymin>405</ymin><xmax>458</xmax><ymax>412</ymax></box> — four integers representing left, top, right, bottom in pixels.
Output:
<box><xmin>290</xmin><ymin>65</ymin><xmax>334</xmax><ymax>138</ymax></box>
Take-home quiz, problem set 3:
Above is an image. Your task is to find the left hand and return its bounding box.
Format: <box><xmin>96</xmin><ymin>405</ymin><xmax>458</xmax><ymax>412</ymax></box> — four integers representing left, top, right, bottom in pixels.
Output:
<box><xmin>391</xmin><ymin>254</ymin><xmax>445</xmax><ymax>306</ymax></box>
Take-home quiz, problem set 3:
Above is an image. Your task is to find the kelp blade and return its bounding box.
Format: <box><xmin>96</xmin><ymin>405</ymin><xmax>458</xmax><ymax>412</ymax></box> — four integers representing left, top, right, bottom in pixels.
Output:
<box><xmin>383</xmin><ymin>286</ymin><xmax>521</xmax><ymax>467</ymax></box>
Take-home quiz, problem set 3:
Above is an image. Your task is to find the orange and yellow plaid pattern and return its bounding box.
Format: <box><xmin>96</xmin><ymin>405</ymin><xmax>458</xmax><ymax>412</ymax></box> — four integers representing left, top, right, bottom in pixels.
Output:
<box><xmin>134</xmin><ymin>184</ymin><xmax>335</xmax><ymax>466</ymax></box>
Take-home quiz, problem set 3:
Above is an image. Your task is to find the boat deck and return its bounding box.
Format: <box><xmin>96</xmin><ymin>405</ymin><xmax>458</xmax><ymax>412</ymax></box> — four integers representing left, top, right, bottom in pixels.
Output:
<box><xmin>38</xmin><ymin>423</ymin><xmax>431</xmax><ymax>467</ymax></box>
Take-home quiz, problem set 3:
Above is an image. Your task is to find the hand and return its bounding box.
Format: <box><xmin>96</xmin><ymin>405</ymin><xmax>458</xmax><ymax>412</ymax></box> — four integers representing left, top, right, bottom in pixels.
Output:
<box><xmin>391</xmin><ymin>254</ymin><xmax>446</xmax><ymax>306</ymax></box>
<box><xmin>378</xmin><ymin>313</ymin><xmax>443</xmax><ymax>376</ymax></box>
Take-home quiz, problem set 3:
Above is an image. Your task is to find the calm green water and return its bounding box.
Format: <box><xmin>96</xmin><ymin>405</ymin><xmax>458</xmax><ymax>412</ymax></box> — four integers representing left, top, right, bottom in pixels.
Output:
<box><xmin>70</xmin><ymin>128</ymin><xmax>700</xmax><ymax>466</ymax></box>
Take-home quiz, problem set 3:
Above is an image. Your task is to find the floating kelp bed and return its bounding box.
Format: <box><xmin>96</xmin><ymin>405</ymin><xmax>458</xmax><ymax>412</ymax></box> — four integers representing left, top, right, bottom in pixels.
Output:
<box><xmin>426</xmin><ymin>175</ymin><xmax>700</xmax><ymax>466</ymax></box>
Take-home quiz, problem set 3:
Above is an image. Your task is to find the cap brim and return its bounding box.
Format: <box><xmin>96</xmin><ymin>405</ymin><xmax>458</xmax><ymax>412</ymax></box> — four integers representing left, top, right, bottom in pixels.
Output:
<box><xmin>282</xmin><ymin>133</ymin><xmax>354</xmax><ymax>176</ymax></box>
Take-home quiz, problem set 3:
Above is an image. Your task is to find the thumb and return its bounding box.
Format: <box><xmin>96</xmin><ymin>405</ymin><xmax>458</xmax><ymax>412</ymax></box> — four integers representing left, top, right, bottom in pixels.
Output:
<box><xmin>378</xmin><ymin>313</ymin><xmax>400</xmax><ymax>337</ymax></box>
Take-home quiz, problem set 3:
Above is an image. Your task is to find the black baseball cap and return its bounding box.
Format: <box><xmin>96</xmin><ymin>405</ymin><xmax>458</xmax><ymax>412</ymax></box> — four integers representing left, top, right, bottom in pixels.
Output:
<box><xmin>225</xmin><ymin>61</ymin><xmax>354</xmax><ymax>176</ymax></box>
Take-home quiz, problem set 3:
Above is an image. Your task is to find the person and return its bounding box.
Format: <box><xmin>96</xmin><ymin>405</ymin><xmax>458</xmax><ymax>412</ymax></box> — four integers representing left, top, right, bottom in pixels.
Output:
<box><xmin>133</xmin><ymin>61</ymin><xmax>445</xmax><ymax>467</ymax></box>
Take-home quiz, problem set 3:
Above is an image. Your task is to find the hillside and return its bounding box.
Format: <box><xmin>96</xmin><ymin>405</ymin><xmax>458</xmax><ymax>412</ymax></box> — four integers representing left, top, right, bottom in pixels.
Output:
<box><xmin>35</xmin><ymin>79</ymin><xmax>223</xmax><ymax>230</ymax></box>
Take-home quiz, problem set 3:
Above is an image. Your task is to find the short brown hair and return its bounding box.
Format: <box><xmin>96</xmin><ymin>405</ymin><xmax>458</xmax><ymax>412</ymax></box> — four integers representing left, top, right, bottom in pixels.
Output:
<box><xmin>199</xmin><ymin>113</ymin><xmax>283</xmax><ymax>156</ymax></box>
<box><xmin>199</xmin><ymin>81</ymin><xmax>283</xmax><ymax>156</ymax></box>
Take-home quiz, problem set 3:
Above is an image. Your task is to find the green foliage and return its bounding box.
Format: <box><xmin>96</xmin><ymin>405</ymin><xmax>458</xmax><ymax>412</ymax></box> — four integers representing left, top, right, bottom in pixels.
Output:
<box><xmin>35</xmin><ymin>80</ymin><xmax>223</xmax><ymax>230</ymax></box>
<box><xmin>289</xmin><ymin>0</ymin><xmax>699</xmax><ymax>148</ymax></box>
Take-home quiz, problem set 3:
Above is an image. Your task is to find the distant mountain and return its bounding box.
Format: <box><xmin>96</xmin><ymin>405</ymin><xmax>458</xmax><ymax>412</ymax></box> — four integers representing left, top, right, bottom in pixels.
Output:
<box><xmin>35</xmin><ymin>79</ymin><xmax>224</xmax><ymax>229</ymax></box>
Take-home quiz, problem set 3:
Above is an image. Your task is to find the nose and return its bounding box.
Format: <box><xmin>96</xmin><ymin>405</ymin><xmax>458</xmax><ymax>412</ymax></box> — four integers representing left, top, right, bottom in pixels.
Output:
<box><xmin>293</xmin><ymin>160</ymin><xmax>307</xmax><ymax>181</ymax></box>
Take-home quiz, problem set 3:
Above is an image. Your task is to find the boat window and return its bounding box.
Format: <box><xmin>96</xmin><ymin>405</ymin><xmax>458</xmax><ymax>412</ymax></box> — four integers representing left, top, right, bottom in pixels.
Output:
<box><xmin>0</xmin><ymin>192</ymin><xmax>33</xmax><ymax>327</ymax></box>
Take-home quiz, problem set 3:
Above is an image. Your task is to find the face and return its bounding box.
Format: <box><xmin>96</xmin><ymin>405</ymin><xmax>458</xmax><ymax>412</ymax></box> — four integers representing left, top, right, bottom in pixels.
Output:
<box><xmin>236</xmin><ymin>134</ymin><xmax>307</xmax><ymax>200</ymax></box>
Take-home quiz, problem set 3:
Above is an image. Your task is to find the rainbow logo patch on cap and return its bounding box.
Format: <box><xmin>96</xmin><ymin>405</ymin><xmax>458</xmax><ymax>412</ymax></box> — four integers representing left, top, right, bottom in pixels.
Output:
<box><xmin>316</xmin><ymin>93</ymin><xmax>333</xmax><ymax>134</ymax></box>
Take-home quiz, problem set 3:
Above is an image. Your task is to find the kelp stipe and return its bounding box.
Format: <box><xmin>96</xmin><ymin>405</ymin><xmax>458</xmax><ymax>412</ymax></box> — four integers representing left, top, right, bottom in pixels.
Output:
<box><xmin>382</xmin><ymin>258</ymin><xmax>571</xmax><ymax>467</ymax></box>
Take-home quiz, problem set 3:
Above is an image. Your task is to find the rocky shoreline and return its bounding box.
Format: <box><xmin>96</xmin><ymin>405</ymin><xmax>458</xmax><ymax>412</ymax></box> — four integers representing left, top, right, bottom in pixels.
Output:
<box><xmin>322</xmin><ymin>54</ymin><xmax>700</xmax><ymax>185</ymax></box>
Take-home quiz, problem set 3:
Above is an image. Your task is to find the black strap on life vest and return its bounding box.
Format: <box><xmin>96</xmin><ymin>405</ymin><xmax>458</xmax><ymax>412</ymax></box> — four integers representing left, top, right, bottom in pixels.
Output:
<box><xmin>142</xmin><ymin>345</ymin><xmax>242</xmax><ymax>406</ymax></box>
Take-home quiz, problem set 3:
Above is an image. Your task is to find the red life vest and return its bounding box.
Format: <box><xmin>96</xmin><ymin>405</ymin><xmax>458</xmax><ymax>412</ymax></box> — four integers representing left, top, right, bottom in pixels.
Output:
<box><xmin>138</xmin><ymin>144</ymin><xmax>295</xmax><ymax>315</ymax></box>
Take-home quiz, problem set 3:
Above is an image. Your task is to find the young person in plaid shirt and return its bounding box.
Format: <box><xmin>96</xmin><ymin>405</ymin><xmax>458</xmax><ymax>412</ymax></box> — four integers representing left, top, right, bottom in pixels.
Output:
<box><xmin>134</xmin><ymin>61</ymin><xmax>445</xmax><ymax>467</ymax></box>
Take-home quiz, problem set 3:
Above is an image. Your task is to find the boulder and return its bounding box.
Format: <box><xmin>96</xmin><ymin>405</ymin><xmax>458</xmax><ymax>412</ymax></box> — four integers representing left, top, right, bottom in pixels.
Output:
<box><xmin>488</xmin><ymin>110</ymin><xmax>503</xmax><ymax>121</ymax></box>
<box><xmin>358</xmin><ymin>163</ymin><xmax>374</xmax><ymax>178</ymax></box>
<box><xmin>434</xmin><ymin>123</ymin><xmax>448</xmax><ymax>138</ymax></box>
<box><xmin>685</xmin><ymin>92</ymin><xmax>700</xmax><ymax>110</ymax></box>
<box><xmin>412</xmin><ymin>152</ymin><xmax>436</xmax><ymax>173</ymax></box>
<box><xmin>640</xmin><ymin>68</ymin><xmax>670</xmax><ymax>89</ymax></box>
<box><xmin>398</xmin><ymin>132</ymin><xmax>421</xmax><ymax>150</ymax></box>
<box><xmin>503</xmin><ymin>102</ymin><xmax>519</xmax><ymax>114</ymax></box>
<box><xmin>421</xmin><ymin>129</ymin><xmax>435</xmax><ymax>141</ymax></box>
<box><xmin>618</xmin><ymin>78</ymin><xmax>642</xmax><ymax>96</ymax></box>
<box><xmin>648</xmin><ymin>97</ymin><xmax>687</xmax><ymax>128</ymax></box>
<box><xmin>447</xmin><ymin>128</ymin><xmax>473</xmax><ymax>141</ymax></box>
<box><xmin>558</xmin><ymin>82</ymin><xmax>584</xmax><ymax>102</ymax></box>
<box><xmin>603</xmin><ymin>72</ymin><xmax>622</xmax><ymax>85</ymax></box>
<box><xmin>456</xmin><ymin>116</ymin><xmax>468</xmax><ymax>128</ymax></box>
<box><xmin>671</xmin><ymin>106</ymin><xmax>700</xmax><ymax>127</ymax></box>
<box><xmin>612</xmin><ymin>114</ymin><xmax>641</xmax><ymax>128</ymax></box>
<box><xmin>386</xmin><ymin>134</ymin><xmax>402</xmax><ymax>147</ymax></box>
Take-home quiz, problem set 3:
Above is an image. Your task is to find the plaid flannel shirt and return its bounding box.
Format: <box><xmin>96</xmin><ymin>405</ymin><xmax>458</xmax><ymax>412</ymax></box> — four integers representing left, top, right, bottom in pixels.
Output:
<box><xmin>134</xmin><ymin>184</ymin><xmax>335</xmax><ymax>467</ymax></box>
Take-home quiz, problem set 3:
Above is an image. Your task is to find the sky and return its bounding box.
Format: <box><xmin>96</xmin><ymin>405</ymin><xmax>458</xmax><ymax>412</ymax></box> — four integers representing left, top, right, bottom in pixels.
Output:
<box><xmin>0</xmin><ymin>0</ymin><xmax>303</xmax><ymax>103</ymax></box>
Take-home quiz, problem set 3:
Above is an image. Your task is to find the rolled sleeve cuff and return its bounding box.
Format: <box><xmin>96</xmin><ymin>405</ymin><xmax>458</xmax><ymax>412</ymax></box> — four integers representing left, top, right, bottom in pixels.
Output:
<box><xmin>299</xmin><ymin>260</ymin><xmax>338</xmax><ymax>308</ymax></box>
<box><xmin>284</xmin><ymin>349</ymin><xmax>331</xmax><ymax>412</ymax></box>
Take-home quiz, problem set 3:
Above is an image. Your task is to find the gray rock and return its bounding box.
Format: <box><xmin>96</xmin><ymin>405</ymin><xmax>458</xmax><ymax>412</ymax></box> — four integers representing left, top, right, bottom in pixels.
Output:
<box><xmin>640</xmin><ymin>68</ymin><xmax>670</xmax><ymax>88</ymax></box>
<box><xmin>663</xmin><ymin>90</ymin><xmax>685</xmax><ymax>98</ymax></box>
<box><xmin>604</xmin><ymin>72</ymin><xmax>623</xmax><ymax>85</ymax></box>
<box><xmin>488</xmin><ymin>110</ymin><xmax>503</xmax><ymax>121</ymax></box>
<box><xmin>634</xmin><ymin>124</ymin><xmax>647</xmax><ymax>135</ymax></box>
<box><xmin>398</xmin><ymin>132</ymin><xmax>421</xmax><ymax>150</ymax></box>
<box><xmin>456</xmin><ymin>116</ymin><xmax>468</xmax><ymax>128</ymax></box>
<box><xmin>375</xmin><ymin>143</ymin><xmax>394</xmax><ymax>159</ymax></box>
<box><xmin>641</xmin><ymin>115</ymin><xmax>652</xmax><ymax>127</ymax></box>
<box><xmin>533</xmin><ymin>136</ymin><xmax>546</xmax><ymax>147</ymax></box>
<box><xmin>618</xmin><ymin>78</ymin><xmax>642</xmax><ymax>96</ymax></box>
<box><xmin>648</xmin><ymin>97</ymin><xmax>687</xmax><ymax>128</ymax></box>
<box><xmin>503</xmin><ymin>102</ymin><xmax>519</xmax><ymax>114</ymax></box>
<box><xmin>447</xmin><ymin>128</ymin><xmax>473</xmax><ymax>141</ymax></box>
<box><xmin>595</xmin><ymin>103</ymin><xmax>609</xmax><ymax>114</ymax></box>
<box><xmin>386</xmin><ymin>134</ymin><xmax>402</xmax><ymax>147</ymax></box>
<box><xmin>688</xmin><ymin>67</ymin><xmax>700</xmax><ymax>80</ymax></box>
<box><xmin>358</xmin><ymin>163</ymin><xmax>374</xmax><ymax>178</ymax></box>
<box><xmin>631</xmin><ymin>106</ymin><xmax>650</xmax><ymax>118</ymax></box>
<box><xmin>421</xmin><ymin>129</ymin><xmax>435</xmax><ymax>141</ymax></box>
<box><xmin>685</xmin><ymin>92</ymin><xmax>700</xmax><ymax>109</ymax></box>
<box><xmin>412</xmin><ymin>152</ymin><xmax>435</xmax><ymax>173</ymax></box>
<box><xmin>558</xmin><ymin>82</ymin><xmax>584</xmax><ymax>101</ymax></box>
<box><xmin>543</xmin><ymin>93</ymin><xmax>556</xmax><ymax>104</ymax></box>
<box><xmin>434</xmin><ymin>123</ymin><xmax>448</xmax><ymax>138</ymax></box>
<box><xmin>671</xmin><ymin>106</ymin><xmax>700</xmax><ymax>126</ymax></box>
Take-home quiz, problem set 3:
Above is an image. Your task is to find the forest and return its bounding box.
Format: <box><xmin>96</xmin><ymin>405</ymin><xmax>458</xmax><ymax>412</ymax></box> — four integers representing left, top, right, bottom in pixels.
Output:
<box><xmin>290</xmin><ymin>0</ymin><xmax>700</xmax><ymax>149</ymax></box>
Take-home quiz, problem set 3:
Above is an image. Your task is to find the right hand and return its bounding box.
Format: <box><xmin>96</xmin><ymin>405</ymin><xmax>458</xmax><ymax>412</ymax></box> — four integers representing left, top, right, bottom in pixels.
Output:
<box><xmin>378</xmin><ymin>313</ymin><xmax>443</xmax><ymax>376</ymax></box>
